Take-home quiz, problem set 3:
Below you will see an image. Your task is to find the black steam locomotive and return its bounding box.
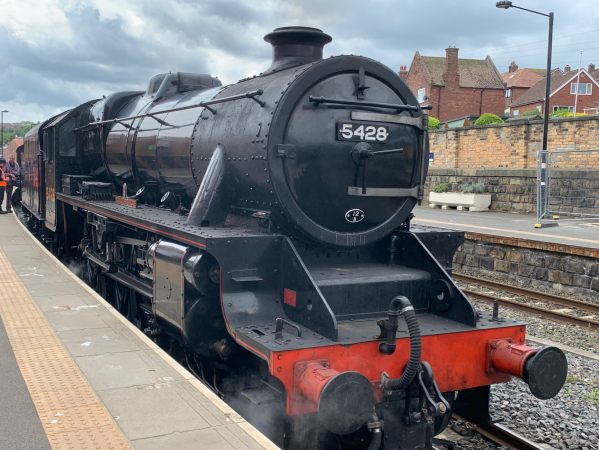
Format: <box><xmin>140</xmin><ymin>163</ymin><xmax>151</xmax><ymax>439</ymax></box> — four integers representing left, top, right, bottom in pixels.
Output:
<box><xmin>21</xmin><ymin>27</ymin><xmax>566</xmax><ymax>450</ymax></box>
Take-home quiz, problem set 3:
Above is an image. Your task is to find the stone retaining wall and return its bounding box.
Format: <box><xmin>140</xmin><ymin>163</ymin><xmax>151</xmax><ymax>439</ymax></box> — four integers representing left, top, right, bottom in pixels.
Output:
<box><xmin>454</xmin><ymin>238</ymin><xmax>599</xmax><ymax>301</ymax></box>
<box><xmin>425</xmin><ymin>168</ymin><xmax>599</xmax><ymax>215</ymax></box>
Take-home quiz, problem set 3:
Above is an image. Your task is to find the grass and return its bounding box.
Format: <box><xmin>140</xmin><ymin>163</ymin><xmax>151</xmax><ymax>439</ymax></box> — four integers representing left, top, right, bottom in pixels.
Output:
<box><xmin>584</xmin><ymin>388</ymin><xmax>599</xmax><ymax>405</ymax></box>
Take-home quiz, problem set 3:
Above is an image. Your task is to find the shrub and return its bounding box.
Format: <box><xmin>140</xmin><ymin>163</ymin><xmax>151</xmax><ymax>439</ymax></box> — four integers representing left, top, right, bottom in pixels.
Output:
<box><xmin>550</xmin><ymin>110</ymin><xmax>588</xmax><ymax>119</ymax></box>
<box><xmin>432</xmin><ymin>182</ymin><xmax>451</xmax><ymax>193</ymax></box>
<box><xmin>461</xmin><ymin>183</ymin><xmax>486</xmax><ymax>193</ymax></box>
<box><xmin>428</xmin><ymin>116</ymin><xmax>440</xmax><ymax>130</ymax></box>
<box><xmin>520</xmin><ymin>110</ymin><xmax>543</xmax><ymax>119</ymax></box>
<box><xmin>474</xmin><ymin>113</ymin><xmax>504</xmax><ymax>126</ymax></box>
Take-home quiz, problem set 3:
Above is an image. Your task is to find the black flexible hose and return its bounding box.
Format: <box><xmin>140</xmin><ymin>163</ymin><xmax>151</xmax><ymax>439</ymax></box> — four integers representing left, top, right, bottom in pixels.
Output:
<box><xmin>367</xmin><ymin>428</ymin><xmax>382</xmax><ymax>450</ymax></box>
<box><xmin>381</xmin><ymin>296</ymin><xmax>422</xmax><ymax>391</ymax></box>
<box><xmin>367</xmin><ymin>412</ymin><xmax>383</xmax><ymax>450</ymax></box>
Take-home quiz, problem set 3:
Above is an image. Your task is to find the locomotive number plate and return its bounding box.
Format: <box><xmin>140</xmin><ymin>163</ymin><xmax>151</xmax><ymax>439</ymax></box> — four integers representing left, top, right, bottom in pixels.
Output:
<box><xmin>337</xmin><ymin>122</ymin><xmax>390</xmax><ymax>142</ymax></box>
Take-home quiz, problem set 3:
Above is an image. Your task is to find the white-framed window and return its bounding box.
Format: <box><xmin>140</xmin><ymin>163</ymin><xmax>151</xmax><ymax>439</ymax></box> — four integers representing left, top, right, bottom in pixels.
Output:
<box><xmin>536</xmin><ymin>105</ymin><xmax>542</xmax><ymax>112</ymax></box>
<box><xmin>417</xmin><ymin>87</ymin><xmax>426</xmax><ymax>103</ymax></box>
<box><xmin>570</xmin><ymin>82</ymin><xmax>592</xmax><ymax>95</ymax></box>
<box><xmin>512</xmin><ymin>109</ymin><xmax>520</xmax><ymax>116</ymax></box>
<box><xmin>505</xmin><ymin>89</ymin><xmax>512</xmax><ymax>98</ymax></box>
<box><xmin>553</xmin><ymin>105</ymin><xmax>575</xmax><ymax>112</ymax></box>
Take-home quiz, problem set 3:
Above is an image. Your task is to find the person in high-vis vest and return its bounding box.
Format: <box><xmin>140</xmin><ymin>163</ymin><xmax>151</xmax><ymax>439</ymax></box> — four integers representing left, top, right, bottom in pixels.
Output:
<box><xmin>0</xmin><ymin>158</ymin><xmax>6</xmax><ymax>214</ymax></box>
<box><xmin>4</xmin><ymin>155</ymin><xmax>19</xmax><ymax>213</ymax></box>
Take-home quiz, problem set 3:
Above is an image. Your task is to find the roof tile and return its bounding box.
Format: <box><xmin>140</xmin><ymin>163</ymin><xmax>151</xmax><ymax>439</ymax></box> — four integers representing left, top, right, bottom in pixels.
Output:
<box><xmin>419</xmin><ymin>55</ymin><xmax>504</xmax><ymax>89</ymax></box>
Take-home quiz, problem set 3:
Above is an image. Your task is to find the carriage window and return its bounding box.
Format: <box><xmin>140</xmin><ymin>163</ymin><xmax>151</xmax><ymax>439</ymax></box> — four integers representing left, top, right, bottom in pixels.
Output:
<box><xmin>59</xmin><ymin>118</ymin><xmax>76</xmax><ymax>156</ymax></box>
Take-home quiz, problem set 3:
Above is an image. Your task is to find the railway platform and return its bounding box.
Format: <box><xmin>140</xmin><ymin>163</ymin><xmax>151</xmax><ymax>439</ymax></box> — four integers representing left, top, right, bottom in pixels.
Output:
<box><xmin>413</xmin><ymin>206</ymin><xmax>599</xmax><ymax>256</ymax></box>
<box><xmin>0</xmin><ymin>213</ymin><xmax>277</xmax><ymax>450</ymax></box>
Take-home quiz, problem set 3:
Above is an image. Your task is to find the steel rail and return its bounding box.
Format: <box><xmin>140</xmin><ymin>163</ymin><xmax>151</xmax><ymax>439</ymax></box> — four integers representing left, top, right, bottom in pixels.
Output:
<box><xmin>474</xmin><ymin>422</ymin><xmax>545</xmax><ymax>450</ymax></box>
<box><xmin>452</xmin><ymin>414</ymin><xmax>545</xmax><ymax>450</ymax></box>
<box><xmin>454</xmin><ymin>273</ymin><xmax>599</xmax><ymax>316</ymax></box>
<box><xmin>462</xmin><ymin>289</ymin><xmax>599</xmax><ymax>330</ymax></box>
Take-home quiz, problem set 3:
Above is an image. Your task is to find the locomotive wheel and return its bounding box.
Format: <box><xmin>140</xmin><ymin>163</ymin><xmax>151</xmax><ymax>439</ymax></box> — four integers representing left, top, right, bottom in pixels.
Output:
<box><xmin>83</xmin><ymin>259</ymin><xmax>100</xmax><ymax>291</ymax></box>
<box><xmin>112</xmin><ymin>282</ymin><xmax>130</xmax><ymax>316</ymax></box>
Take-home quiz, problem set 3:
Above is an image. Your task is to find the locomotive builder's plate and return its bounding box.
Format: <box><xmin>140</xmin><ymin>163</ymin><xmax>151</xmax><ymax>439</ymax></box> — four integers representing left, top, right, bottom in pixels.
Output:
<box><xmin>336</xmin><ymin>121</ymin><xmax>390</xmax><ymax>142</ymax></box>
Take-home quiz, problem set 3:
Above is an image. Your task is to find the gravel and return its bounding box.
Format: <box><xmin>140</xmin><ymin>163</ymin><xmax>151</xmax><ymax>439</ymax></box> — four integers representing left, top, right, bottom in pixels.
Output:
<box><xmin>490</xmin><ymin>352</ymin><xmax>599</xmax><ymax>450</ymax></box>
<box><xmin>441</xmin><ymin>277</ymin><xmax>599</xmax><ymax>449</ymax></box>
<box><xmin>457</xmin><ymin>281</ymin><xmax>599</xmax><ymax>356</ymax></box>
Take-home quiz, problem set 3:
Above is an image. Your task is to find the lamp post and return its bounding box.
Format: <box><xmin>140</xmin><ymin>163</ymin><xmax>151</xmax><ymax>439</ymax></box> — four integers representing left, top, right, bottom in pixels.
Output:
<box><xmin>496</xmin><ymin>1</ymin><xmax>554</xmax><ymax>228</ymax></box>
<box><xmin>0</xmin><ymin>110</ymin><xmax>7</xmax><ymax>159</ymax></box>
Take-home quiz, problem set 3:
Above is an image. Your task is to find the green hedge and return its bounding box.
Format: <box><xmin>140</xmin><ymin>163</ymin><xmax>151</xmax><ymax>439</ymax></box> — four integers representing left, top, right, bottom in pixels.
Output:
<box><xmin>550</xmin><ymin>110</ymin><xmax>588</xmax><ymax>119</ymax></box>
<box><xmin>474</xmin><ymin>113</ymin><xmax>504</xmax><ymax>126</ymax></box>
<box><xmin>428</xmin><ymin>116</ymin><xmax>440</xmax><ymax>130</ymax></box>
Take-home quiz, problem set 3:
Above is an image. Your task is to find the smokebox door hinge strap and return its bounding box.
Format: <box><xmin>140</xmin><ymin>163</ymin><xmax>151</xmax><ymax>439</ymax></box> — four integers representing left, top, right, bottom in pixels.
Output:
<box><xmin>356</xmin><ymin>67</ymin><xmax>370</xmax><ymax>99</ymax></box>
<box><xmin>347</xmin><ymin>185</ymin><xmax>419</xmax><ymax>198</ymax></box>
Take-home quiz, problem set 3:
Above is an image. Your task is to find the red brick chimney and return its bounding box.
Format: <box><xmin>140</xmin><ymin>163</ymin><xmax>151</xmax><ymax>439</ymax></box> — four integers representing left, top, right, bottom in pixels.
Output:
<box><xmin>443</xmin><ymin>46</ymin><xmax>460</xmax><ymax>87</ymax></box>
<box><xmin>589</xmin><ymin>63</ymin><xmax>596</xmax><ymax>73</ymax></box>
<box><xmin>398</xmin><ymin>65</ymin><xmax>408</xmax><ymax>79</ymax></box>
<box><xmin>508</xmin><ymin>61</ymin><xmax>518</xmax><ymax>73</ymax></box>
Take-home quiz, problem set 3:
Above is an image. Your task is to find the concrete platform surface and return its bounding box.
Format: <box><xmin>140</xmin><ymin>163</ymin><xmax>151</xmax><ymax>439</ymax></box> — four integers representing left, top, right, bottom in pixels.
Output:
<box><xmin>0</xmin><ymin>213</ymin><xmax>277</xmax><ymax>450</ymax></box>
<box><xmin>413</xmin><ymin>206</ymin><xmax>599</xmax><ymax>250</ymax></box>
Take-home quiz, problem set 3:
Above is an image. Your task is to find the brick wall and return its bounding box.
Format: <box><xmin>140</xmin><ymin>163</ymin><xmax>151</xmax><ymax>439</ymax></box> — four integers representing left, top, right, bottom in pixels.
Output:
<box><xmin>436</xmin><ymin>86</ymin><xmax>505</xmax><ymax>122</ymax></box>
<box><xmin>429</xmin><ymin>115</ymin><xmax>599</xmax><ymax>169</ymax></box>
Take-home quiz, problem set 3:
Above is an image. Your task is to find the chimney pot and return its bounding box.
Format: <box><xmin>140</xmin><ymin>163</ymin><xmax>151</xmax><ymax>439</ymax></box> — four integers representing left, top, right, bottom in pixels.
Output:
<box><xmin>589</xmin><ymin>63</ymin><xmax>596</xmax><ymax>73</ymax></box>
<box><xmin>263</xmin><ymin>26</ymin><xmax>332</xmax><ymax>72</ymax></box>
<box><xmin>399</xmin><ymin>65</ymin><xmax>408</xmax><ymax>79</ymax></box>
<box><xmin>508</xmin><ymin>61</ymin><xmax>518</xmax><ymax>72</ymax></box>
<box><xmin>564</xmin><ymin>64</ymin><xmax>571</xmax><ymax>72</ymax></box>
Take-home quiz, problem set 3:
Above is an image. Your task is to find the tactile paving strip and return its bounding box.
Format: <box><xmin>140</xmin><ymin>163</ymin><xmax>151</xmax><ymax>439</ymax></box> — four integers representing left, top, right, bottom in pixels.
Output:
<box><xmin>0</xmin><ymin>249</ymin><xmax>132</xmax><ymax>450</ymax></box>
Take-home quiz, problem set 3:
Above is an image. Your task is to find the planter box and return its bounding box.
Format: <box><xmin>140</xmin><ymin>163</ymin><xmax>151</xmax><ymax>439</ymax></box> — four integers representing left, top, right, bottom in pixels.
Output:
<box><xmin>429</xmin><ymin>192</ymin><xmax>492</xmax><ymax>212</ymax></box>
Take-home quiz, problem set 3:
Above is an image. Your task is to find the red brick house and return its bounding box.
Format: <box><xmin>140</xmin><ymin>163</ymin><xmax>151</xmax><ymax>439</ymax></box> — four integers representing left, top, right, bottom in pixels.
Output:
<box><xmin>402</xmin><ymin>47</ymin><xmax>505</xmax><ymax>121</ymax></box>
<box><xmin>501</xmin><ymin>61</ymin><xmax>545</xmax><ymax>112</ymax></box>
<box><xmin>509</xmin><ymin>65</ymin><xmax>599</xmax><ymax>116</ymax></box>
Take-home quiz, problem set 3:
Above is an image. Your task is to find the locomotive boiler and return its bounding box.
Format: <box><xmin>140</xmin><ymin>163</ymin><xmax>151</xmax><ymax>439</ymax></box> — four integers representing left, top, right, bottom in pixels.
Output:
<box><xmin>20</xmin><ymin>26</ymin><xmax>567</xmax><ymax>450</ymax></box>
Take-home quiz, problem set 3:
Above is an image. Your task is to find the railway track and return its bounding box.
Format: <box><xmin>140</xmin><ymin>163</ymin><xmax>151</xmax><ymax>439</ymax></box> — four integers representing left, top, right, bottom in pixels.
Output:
<box><xmin>454</xmin><ymin>273</ymin><xmax>599</xmax><ymax>330</ymax></box>
<box><xmin>466</xmin><ymin>420</ymin><xmax>545</xmax><ymax>450</ymax></box>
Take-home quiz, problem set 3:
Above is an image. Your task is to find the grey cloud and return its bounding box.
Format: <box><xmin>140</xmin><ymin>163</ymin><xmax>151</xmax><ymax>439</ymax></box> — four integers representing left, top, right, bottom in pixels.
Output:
<box><xmin>2</xmin><ymin>0</ymin><xmax>599</xmax><ymax>121</ymax></box>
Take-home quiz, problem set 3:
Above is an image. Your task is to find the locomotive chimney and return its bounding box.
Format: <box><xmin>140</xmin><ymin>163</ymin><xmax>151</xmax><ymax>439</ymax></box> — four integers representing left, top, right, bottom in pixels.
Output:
<box><xmin>264</xmin><ymin>26</ymin><xmax>332</xmax><ymax>72</ymax></box>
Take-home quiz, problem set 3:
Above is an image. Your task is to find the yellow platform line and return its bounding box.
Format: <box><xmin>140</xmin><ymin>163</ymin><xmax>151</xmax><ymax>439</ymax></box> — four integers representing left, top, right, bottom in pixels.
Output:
<box><xmin>0</xmin><ymin>249</ymin><xmax>132</xmax><ymax>450</ymax></box>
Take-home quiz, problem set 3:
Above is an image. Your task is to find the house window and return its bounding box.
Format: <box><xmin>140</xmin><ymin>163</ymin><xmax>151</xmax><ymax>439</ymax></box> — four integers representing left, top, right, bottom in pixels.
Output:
<box><xmin>553</xmin><ymin>106</ymin><xmax>574</xmax><ymax>112</ymax></box>
<box><xmin>513</xmin><ymin>110</ymin><xmax>519</xmax><ymax>116</ymax></box>
<box><xmin>417</xmin><ymin>88</ymin><xmax>426</xmax><ymax>103</ymax></box>
<box><xmin>505</xmin><ymin>89</ymin><xmax>512</xmax><ymax>98</ymax></box>
<box><xmin>536</xmin><ymin>105</ymin><xmax>542</xmax><ymax>112</ymax></box>
<box><xmin>570</xmin><ymin>82</ymin><xmax>592</xmax><ymax>95</ymax></box>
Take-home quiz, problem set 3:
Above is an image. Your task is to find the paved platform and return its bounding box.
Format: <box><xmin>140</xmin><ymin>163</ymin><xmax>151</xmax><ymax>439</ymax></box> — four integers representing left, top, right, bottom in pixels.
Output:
<box><xmin>413</xmin><ymin>206</ymin><xmax>599</xmax><ymax>254</ymax></box>
<box><xmin>0</xmin><ymin>213</ymin><xmax>277</xmax><ymax>450</ymax></box>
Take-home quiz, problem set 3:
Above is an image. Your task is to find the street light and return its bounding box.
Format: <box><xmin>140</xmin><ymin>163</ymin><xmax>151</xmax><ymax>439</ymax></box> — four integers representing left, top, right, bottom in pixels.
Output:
<box><xmin>496</xmin><ymin>2</ymin><xmax>554</xmax><ymax>228</ymax></box>
<box><xmin>0</xmin><ymin>110</ymin><xmax>8</xmax><ymax>159</ymax></box>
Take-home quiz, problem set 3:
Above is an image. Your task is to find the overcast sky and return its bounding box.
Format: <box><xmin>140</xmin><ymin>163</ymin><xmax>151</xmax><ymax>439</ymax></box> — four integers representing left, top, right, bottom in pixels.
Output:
<box><xmin>1</xmin><ymin>0</ymin><xmax>598</xmax><ymax>122</ymax></box>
